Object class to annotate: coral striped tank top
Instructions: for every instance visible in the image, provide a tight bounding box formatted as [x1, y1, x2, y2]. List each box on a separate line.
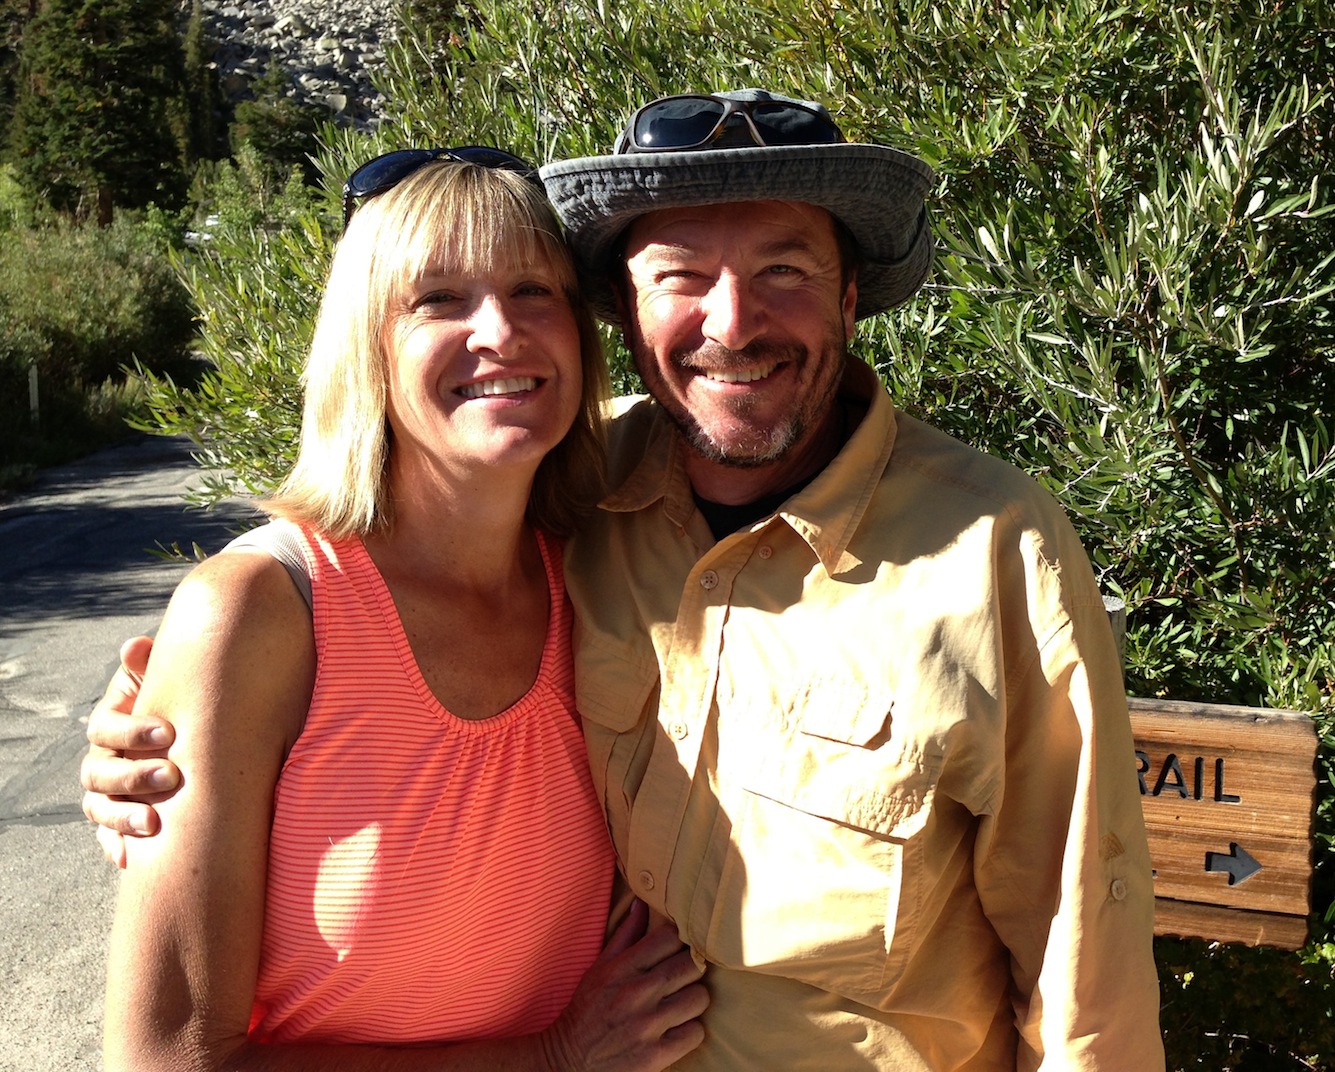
[246, 522, 614, 1044]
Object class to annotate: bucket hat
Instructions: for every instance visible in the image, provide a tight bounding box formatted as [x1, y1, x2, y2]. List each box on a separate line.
[539, 88, 936, 322]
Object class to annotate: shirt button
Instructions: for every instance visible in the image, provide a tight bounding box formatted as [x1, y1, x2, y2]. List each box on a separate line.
[699, 570, 719, 590]
[669, 721, 688, 740]
[638, 870, 655, 891]
[1110, 878, 1128, 901]
[758, 545, 773, 559]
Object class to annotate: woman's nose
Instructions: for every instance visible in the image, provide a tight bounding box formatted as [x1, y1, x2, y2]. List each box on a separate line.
[467, 293, 518, 353]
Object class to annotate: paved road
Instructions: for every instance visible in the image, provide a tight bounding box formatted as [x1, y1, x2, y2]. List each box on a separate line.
[0, 436, 256, 1072]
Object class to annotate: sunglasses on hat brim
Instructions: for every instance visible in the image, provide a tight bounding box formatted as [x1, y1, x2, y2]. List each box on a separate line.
[618, 94, 845, 154]
[341, 146, 541, 226]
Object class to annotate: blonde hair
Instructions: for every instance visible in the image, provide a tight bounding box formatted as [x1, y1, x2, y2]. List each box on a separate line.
[268, 160, 609, 538]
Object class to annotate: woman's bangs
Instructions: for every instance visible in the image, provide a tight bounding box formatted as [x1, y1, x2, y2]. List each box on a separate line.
[401, 168, 574, 292]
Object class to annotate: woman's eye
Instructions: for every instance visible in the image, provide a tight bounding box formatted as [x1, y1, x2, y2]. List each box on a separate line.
[413, 291, 458, 308]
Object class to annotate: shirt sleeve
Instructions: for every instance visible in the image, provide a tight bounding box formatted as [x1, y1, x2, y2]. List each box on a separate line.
[974, 538, 1165, 1070]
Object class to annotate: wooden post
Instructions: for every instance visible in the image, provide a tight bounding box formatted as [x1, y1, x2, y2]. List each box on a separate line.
[28, 364, 39, 429]
[1102, 593, 1126, 668]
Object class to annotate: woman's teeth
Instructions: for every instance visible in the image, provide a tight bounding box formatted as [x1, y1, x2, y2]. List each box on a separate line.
[458, 376, 538, 399]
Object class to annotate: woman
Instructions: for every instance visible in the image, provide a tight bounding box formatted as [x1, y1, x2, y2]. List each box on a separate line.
[102, 149, 707, 1071]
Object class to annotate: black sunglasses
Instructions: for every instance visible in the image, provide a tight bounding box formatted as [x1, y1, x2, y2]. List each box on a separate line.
[619, 94, 845, 154]
[341, 146, 541, 226]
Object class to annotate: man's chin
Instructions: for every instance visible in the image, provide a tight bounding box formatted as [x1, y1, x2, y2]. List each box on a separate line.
[686, 425, 799, 470]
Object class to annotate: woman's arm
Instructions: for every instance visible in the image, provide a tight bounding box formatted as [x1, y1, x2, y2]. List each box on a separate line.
[102, 550, 314, 1071]
[102, 554, 708, 1072]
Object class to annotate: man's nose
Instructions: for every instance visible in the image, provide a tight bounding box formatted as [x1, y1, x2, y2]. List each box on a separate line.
[699, 273, 763, 351]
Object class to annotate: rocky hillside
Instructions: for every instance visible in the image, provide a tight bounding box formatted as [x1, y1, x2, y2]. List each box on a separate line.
[193, 0, 401, 128]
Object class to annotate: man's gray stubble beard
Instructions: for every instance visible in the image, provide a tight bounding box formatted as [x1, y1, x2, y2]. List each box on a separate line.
[630, 334, 847, 470]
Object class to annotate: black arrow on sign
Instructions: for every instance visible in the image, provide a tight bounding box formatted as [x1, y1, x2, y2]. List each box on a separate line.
[1205, 843, 1261, 885]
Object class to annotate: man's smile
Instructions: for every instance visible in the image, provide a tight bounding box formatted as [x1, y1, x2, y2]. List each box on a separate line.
[699, 363, 781, 384]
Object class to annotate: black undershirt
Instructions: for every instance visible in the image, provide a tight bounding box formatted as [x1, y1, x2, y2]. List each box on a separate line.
[690, 394, 868, 540]
[693, 476, 815, 541]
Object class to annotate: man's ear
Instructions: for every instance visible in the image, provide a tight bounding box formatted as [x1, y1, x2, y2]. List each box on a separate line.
[842, 273, 858, 341]
[611, 273, 632, 324]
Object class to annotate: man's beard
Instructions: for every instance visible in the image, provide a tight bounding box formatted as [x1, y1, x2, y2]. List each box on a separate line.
[629, 331, 848, 470]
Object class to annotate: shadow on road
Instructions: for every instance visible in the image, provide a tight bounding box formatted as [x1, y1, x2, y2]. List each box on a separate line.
[0, 437, 258, 633]
[0, 506, 247, 627]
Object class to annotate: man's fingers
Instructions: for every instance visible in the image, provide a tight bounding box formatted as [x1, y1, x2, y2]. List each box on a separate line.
[85, 708, 173, 752]
[82, 790, 161, 838]
[79, 752, 179, 796]
[634, 979, 709, 1067]
[654, 978, 710, 1024]
[624, 923, 696, 973]
[641, 947, 706, 1003]
[102, 636, 150, 712]
[654, 1020, 707, 1066]
[118, 635, 153, 680]
[600, 898, 651, 961]
[95, 824, 128, 869]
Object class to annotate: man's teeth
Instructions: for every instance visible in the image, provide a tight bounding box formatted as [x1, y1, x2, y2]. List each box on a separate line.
[703, 364, 778, 384]
[459, 376, 538, 399]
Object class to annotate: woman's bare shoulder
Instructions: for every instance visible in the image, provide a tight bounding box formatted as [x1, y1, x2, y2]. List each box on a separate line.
[167, 547, 311, 633]
[143, 549, 316, 756]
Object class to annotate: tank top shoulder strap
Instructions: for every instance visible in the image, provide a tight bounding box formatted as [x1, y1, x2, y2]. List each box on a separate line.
[221, 519, 314, 612]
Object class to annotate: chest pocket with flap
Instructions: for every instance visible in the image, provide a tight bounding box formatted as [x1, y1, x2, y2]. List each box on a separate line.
[699, 676, 945, 999]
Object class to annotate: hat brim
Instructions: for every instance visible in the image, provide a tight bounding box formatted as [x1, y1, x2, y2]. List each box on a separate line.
[540, 142, 935, 322]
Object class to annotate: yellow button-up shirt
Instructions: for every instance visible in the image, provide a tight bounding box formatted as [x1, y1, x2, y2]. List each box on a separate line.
[565, 359, 1163, 1070]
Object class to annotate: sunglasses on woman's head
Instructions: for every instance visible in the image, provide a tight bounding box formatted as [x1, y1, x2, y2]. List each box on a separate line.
[341, 146, 542, 226]
[618, 94, 845, 154]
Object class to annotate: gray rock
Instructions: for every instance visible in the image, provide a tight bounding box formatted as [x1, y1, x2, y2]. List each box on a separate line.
[187, 0, 399, 129]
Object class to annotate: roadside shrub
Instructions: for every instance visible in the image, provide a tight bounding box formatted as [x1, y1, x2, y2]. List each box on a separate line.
[0, 214, 196, 385]
[191, 142, 316, 236]
[0, 213, 198, 474]
[0, 366, 148, 487]
[133, 1, 1335, 1064]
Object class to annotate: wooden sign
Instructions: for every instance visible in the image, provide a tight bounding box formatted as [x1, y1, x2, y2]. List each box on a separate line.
[1129, 697, 1318, 950]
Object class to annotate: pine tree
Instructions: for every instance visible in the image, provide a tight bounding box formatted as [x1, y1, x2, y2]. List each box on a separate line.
[180, 0, 226, 165]
[7, 0, 190, 223]
[0, 2, 35, 153]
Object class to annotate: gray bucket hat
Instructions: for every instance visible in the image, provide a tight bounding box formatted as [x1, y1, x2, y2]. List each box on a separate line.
[539, 89, 936, 322]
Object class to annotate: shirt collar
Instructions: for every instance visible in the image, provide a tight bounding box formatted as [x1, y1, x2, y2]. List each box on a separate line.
[599, 358, 899, 575]
[597, 399, 698, 529]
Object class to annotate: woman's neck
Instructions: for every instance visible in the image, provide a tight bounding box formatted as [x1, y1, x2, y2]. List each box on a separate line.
[374, 455, 538, 592]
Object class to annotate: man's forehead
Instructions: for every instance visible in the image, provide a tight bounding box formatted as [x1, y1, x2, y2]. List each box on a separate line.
[624, 199, 840, 256]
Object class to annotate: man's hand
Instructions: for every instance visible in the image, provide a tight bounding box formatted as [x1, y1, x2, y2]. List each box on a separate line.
[80, 637, 181, 867]
[540, 899, 709, 1072]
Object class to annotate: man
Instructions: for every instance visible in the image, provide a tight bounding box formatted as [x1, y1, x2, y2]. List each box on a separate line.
[82, 89, 1164, 1068]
